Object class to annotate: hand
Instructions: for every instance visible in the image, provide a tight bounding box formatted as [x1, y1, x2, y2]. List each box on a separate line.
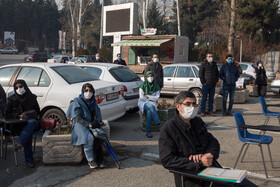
[144, 95, 149, 98]
[189, 154, 203, 163]
[201, 153, 214, 167]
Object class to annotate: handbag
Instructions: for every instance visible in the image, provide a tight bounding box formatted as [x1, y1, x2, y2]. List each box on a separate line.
[40, 118, 56, 130]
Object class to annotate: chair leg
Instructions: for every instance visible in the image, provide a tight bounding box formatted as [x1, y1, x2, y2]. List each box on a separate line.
[278, 117, 280, 126]
[259, 145, 268, 178]
[234, 143, 246, 169]
[267, 144, 274, 168]
[240, 144, 250, 163]
[264, 117, 270, 125]
[11, 136, 18, 167]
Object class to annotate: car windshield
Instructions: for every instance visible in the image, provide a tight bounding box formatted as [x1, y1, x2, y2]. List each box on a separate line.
[53, 56, 61, 59]
[109, 67, 140, 82]
[51, 66, 97, 84]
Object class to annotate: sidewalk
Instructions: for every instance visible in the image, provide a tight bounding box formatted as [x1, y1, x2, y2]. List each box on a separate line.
[1, 93, 280, 187]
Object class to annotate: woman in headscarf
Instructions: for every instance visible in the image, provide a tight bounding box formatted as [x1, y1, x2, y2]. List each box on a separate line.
[5, 79, 40, 168]
[255, 61, 267, 97]
[66, 83, 104, 169]
[138, 71, 161, 138]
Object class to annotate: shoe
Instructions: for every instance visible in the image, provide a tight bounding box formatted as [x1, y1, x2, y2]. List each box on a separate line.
[200, 112, 205, 117]
[14, 143, 23, 152]
[156, 122, 163, 130]
[222, 111, 227, 116]
[99, 162, 105, 169]
[208, 112, 216, 116]
[227, 111, 233, 116]
[88, 161, 98, 169]
[27, 162, 34, 168]
[146, 132, 153, 138]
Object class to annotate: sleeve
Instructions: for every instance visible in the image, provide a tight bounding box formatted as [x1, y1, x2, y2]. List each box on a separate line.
[204, 132, 220, 159]
[139, 88, 148, 101]
[4, 97, 13, 118]
[94, 104, 102, 121]
[159, 127, 200, 171]
[144, 64, 150, 80]
[159, 66, 163, 88]
[235, 67, 240, 82]
[199, 63, 206, 85]
[148, 90, 160, 102]
[219, 66, 226, 81]
[73, 115, 91, 127]
[215, 66, 220, 83]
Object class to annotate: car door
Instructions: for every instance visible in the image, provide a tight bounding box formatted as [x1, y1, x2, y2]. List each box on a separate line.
[0, 66, 19, 96]
[15, 67, 51, 108]
[173, 66, 196, 94]
[192, 66, 202, 87]
[163, 66, 176, 94]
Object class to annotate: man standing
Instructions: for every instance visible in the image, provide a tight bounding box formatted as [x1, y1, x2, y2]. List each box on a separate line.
[93, 53, 104, 63]
[113, 53, 126, 66]
[220, 54, 240, 116]
[144, 53, 163, 89]
[199, 53, 219, 116]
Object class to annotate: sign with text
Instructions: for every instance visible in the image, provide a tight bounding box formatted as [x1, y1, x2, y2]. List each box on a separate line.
[141, 28, 157, 36]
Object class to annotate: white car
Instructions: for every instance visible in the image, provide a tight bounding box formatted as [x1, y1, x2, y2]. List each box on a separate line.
[240, 62, 275, 80]
[68, 57, 85, 64]
[78, 63, 143, 111]
[0, 47, 18, 54]
[47, 55, 72, 63]
[0, 63, 126, 124]
[270, 79, 280, 95]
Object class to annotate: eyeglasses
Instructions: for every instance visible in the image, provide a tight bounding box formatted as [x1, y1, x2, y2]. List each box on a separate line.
[15, 85, 23, 90]
[181, 102, 198, 107]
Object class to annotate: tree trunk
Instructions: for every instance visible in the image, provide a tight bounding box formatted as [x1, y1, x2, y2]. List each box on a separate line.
[228, 0, 236, 55]
[77, 0, 83, 49]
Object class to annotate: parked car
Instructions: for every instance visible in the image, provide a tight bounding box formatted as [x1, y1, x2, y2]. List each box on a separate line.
[0, 63, 126, 124]
[24, 52, 53, 62]
[47, 55, 72, 63]
[161, 63, 203, 97]
[78, 63, 143, 111]
[68, 57, 85, 64]
[251, 63, 275, 80]
[0, 47, 18, 54]
[270, 79, 280, 95]
[78, 55, 107, 63]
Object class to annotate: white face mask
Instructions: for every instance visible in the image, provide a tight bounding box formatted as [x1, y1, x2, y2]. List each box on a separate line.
[16, 87, 26, 95]
[259, 64, 262, 67]
[153, 58, 159, 63]
[96, 57, 100, 60]
[84, 92, 93, 100]
[147, 77, 154, 83]
[181, 107, 198, 120]
[207, 57, 213, 63]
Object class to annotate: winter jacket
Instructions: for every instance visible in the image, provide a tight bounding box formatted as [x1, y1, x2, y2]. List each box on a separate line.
[159, 111, 220, 186]
[220, 63, 240, 86]
[255, 68, 267, 86]
[113, 59, 127, 66]
[199, 60, 220, 86]
[144, 62, 163, 89]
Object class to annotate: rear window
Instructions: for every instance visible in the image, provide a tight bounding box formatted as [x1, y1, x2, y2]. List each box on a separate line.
[109, 67, 140, 82]
[51, 66, 97, 84]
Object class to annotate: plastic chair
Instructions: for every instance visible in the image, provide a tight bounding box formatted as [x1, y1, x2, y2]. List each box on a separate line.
[259, 96, 280, 125]
[233, 113, 274, 178]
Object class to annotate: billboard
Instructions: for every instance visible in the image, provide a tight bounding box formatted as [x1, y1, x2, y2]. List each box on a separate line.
[103, 3, 138, 36]
[4, 31, 15, 45]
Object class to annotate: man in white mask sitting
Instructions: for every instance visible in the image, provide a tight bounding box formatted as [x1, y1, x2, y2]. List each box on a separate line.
[159, 91, 256, 187]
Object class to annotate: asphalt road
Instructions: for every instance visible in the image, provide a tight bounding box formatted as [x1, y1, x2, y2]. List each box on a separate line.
[0, 54, 25, 66]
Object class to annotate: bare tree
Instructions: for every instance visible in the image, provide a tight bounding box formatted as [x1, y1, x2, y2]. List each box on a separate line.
[228, 0, 236, 55]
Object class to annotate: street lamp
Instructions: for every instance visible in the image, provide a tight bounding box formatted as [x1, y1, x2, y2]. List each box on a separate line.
[236, 35, 242, 63]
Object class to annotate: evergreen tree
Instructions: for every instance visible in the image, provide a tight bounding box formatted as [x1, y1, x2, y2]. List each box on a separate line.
[146, 0, 165, 34]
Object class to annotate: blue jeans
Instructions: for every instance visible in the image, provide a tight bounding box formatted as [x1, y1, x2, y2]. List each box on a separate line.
[83, 131, 94, 162]
[223, 84, 236, 112]
[144, 103, 160, 132]
[201, 84, 215, 112]
[18, 119, 39, 164]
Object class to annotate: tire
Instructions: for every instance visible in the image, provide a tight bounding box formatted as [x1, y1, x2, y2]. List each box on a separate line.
[190, 88, 203, 98]
[42, 108, 66, 126]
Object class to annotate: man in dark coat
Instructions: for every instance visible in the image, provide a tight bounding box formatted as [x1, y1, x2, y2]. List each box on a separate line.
[93, 53, 104, 63]
[113, 53, 126, 66]
[199, 53, 219, 116]
[220, 54, 240, 116]
[144, 53, 163, 89]
[159, 91, 256, 187]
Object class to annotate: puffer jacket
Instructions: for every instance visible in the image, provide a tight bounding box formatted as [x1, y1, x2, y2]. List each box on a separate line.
[199, 60, 220, 86]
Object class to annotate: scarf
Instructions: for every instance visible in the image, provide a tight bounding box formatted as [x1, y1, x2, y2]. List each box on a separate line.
[139, 71, 160, 95]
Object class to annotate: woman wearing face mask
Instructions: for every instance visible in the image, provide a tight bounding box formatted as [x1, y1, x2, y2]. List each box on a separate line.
[66, 83, 104, 169]
[138, 71, 161, 138]
[5, 79, 40, 168]
[255, 61, 267, 97]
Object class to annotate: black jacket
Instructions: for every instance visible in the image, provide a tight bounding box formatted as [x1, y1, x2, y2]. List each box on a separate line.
[5, 80, 40, 120]
[113, 59, 126, 66]
[159, 111, 220, 186]
[144, 62, 163, 89]
[220, 63, 240, 86]
[255, 68, 267, 86]
[199, 60, 220, 86]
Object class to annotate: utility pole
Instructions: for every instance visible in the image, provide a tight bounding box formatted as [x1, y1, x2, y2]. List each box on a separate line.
[177, 0, 181, 36]
[99, 0, 104, 49]
[143, 2, 146, 28]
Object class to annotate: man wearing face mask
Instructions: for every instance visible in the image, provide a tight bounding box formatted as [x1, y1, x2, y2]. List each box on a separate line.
[113, 53, 126, 66]
[5, 79, 40, 168]
[199, 53, 219, 116]
[93, 53, 104, 63]
[144, 53, 163, 89]
[220, 54, 240, 116]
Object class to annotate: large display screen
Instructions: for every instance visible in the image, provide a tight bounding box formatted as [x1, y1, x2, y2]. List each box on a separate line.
[106, 9, 130, 33]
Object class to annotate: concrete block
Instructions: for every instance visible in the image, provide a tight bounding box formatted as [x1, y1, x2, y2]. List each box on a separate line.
[197, 94, 223, 113]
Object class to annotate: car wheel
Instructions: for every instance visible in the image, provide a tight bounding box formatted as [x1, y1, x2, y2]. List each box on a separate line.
[190, 88, 203, 98]
[42, 108, 66, 126]
[127, 107, 140, 113]
[0, 52, 2, 54]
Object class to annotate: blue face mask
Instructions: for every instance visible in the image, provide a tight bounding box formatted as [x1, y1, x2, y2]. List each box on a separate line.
[227, 59, 233, 64]
[118, 56, 122, 60]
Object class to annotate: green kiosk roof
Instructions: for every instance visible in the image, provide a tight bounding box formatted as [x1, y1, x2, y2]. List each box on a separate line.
[111, 39, 172, 47]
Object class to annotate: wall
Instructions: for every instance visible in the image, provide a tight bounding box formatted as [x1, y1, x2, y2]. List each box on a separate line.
[257, 51, 280, 72]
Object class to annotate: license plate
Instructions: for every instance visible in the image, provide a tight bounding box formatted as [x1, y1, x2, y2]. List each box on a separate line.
[106, 92, 119, 101]
[133, 88, 139, 93]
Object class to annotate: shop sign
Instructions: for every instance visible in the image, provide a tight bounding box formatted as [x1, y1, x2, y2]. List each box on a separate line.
[141, 28, 157, 36]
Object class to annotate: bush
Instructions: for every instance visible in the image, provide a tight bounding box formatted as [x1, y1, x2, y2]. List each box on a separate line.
[99, 48, 113, 62]
[16, 40, 27, 52]
[76, 48, 89, 57]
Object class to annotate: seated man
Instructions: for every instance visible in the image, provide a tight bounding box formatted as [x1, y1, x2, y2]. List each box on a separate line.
[158, 91, 256, 187]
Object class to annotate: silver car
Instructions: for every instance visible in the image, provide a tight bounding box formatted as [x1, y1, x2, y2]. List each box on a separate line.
[0, 47, 18, 54]
[270, 79, 280, 95]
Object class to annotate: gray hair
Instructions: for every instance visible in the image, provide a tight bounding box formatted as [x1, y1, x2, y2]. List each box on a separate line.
[175, 91, 196, 104]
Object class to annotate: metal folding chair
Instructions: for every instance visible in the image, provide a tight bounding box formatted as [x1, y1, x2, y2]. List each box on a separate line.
[102, 136, 120, 169]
